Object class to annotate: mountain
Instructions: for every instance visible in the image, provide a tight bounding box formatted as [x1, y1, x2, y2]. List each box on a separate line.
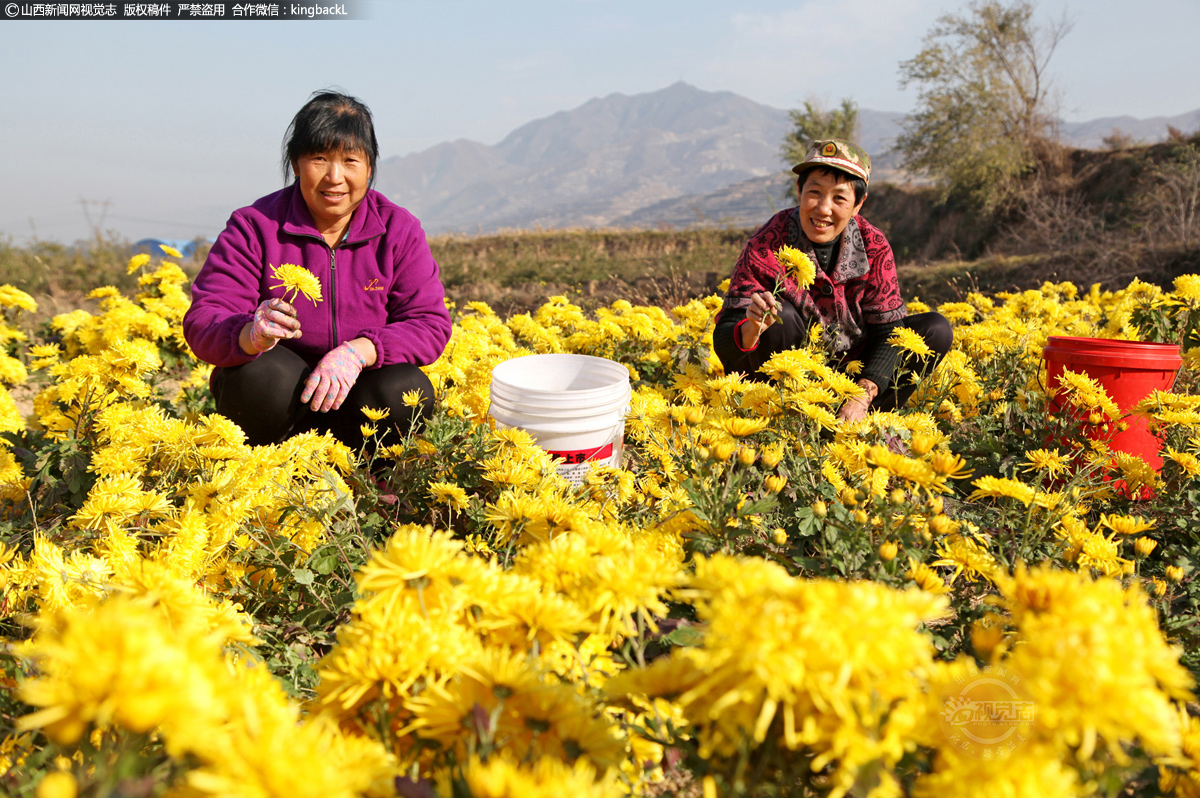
[377, 82, 906, 234]
[376, 82, 787, 233]
[1059, 110, 1200, 150]
[375, 82, 1198, 234]
[610, 174, 788, 230]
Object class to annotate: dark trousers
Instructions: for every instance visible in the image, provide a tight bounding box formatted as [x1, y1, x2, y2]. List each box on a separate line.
[211, 345, 436, 450]
[713, 304, 954, 411]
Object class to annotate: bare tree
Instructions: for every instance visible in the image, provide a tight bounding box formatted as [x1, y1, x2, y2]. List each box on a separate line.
[1151, 143, 1200, 251]
[1102, 128, 1138, 151]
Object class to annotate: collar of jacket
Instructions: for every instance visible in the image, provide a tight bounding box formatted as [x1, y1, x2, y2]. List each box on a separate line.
[790, 210, 870, 284]
[280, 183, 387, 245]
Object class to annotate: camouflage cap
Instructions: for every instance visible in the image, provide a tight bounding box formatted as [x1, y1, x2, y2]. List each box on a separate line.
[792, 139, 872, 185]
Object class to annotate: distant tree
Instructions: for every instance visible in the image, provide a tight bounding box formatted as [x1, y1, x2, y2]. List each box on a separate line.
[781, 98, 860, 168]
[1102, 128, 1137, 152]
[1151, 143, 1200, 251]
[896, 0, 1072, 210]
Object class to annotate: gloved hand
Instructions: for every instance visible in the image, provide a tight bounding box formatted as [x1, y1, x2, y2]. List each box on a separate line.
[249, 298, 301, 352]
[301, 342, 367, 412]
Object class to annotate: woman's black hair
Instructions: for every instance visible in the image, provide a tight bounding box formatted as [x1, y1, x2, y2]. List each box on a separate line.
[798, 165, 868, 206]
[282, 90, 380, 188]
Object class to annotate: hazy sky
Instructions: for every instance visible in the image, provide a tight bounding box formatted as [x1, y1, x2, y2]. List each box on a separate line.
[3, 0, 1198, 244]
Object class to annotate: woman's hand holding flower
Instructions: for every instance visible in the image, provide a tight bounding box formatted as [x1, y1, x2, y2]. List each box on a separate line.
[739, 291, 779, 350]
[243, 298, 301, 354]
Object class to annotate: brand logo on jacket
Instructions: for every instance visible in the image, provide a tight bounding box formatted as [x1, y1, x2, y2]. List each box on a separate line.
[364, 278, 385, 291]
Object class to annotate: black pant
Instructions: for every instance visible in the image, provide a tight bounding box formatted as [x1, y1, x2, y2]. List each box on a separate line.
[211, 345, 436, 450]
[713, 304, 954, 411]
[873, 313, 954, 411]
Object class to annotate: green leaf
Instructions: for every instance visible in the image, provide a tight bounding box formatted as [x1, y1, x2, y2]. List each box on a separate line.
[309, 552, 340, 576]
[661, 624, 704, 648]
[292, 568, 315, 586]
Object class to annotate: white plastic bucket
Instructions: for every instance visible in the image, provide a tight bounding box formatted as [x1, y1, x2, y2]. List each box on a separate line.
[488, 354, 631, 484]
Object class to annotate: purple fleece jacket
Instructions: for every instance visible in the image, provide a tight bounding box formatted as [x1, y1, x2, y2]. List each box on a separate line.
[183, 184, 452, 371]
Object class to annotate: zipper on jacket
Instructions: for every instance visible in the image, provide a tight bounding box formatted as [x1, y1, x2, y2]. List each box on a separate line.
[328, 227, 352, 344]
[329, 243, 339, 344]
[292, 221, 354, 348]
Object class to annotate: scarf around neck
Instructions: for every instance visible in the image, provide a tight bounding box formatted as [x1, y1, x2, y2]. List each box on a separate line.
[722, 210, 870, 313]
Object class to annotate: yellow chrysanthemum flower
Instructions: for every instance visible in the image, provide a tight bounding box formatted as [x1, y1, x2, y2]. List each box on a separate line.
[1172, 274, 1200, 302]
[1021, 448, 1070, 477]
[907, 559, 949, 594]
[269, 263, 323, 304]
[937, 301, 977, 324]
[1164, 447, 1200, 476]
[1099, 514, 1155, 535]
[460, 752, 623, 798]
[1134, 536, 1157, 557]
[715, 416, 770, 438]
[865, 445, 945, 492]
[969, 475, 1037, 506]
[0, 285, 37, 312]
[775, 245, 815, 288]
[126, 254, 152, 275]
[999, 564, 1192, 761]
[888, 326, 934, 358]
[360, 406, 390, 422]
[933, 534, 1000, 583]
[34, 770, 76, 798]
[928, 450, 973, 479]
[429, 481, 469, 510]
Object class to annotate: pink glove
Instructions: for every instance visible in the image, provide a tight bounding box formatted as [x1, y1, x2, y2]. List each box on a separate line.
[249, 298, 301, 352]
[302, 342, 367, 412]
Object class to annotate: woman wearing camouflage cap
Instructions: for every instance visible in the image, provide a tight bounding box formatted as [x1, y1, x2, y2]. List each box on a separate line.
[712, 139, 952, 422]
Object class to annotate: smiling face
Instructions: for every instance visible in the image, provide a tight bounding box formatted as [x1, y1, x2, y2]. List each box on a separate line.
[294, 149, 371, 240]
[798, 168, 866, 244]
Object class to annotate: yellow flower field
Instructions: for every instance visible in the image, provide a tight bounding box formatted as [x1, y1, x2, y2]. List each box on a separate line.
[3, 253, 1200, 797]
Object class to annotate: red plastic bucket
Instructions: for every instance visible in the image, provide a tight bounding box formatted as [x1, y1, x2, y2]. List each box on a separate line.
[1042, 336, 1182, 474]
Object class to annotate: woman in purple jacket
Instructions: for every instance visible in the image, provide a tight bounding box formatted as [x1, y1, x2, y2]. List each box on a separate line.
[183, 91, 452, 450]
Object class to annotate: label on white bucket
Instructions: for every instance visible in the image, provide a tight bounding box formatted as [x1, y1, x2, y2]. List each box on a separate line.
[547, 442, 617, 483]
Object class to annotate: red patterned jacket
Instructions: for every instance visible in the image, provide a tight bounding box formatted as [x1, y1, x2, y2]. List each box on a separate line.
[717, 209, 906, 358]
